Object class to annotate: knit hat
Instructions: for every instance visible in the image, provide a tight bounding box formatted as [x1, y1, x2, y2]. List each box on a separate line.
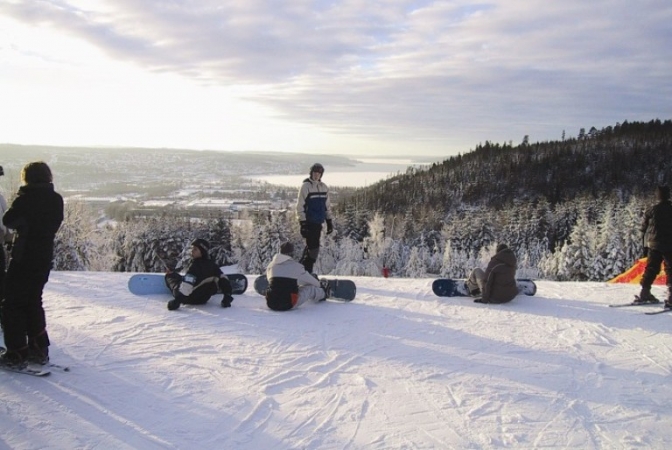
[191, 238, 210, 259]
[280, 242, 294, 257]
[496, 243, 508, 253]
[656, 185, 670, 201]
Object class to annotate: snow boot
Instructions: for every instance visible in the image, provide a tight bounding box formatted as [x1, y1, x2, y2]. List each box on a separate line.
[27, 344, 49, 365]
[0, 347, 28, 368]
[319, 279, 331, 301]
[635, 287, 659, 304]
[221, 294, 233, 308]
[167, 299, 181, 311]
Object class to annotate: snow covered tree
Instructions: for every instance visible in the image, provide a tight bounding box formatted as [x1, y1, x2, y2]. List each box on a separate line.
[402, 246, 427, 278]
[53, 201, 95, 271]
[556, 212, 595, 281]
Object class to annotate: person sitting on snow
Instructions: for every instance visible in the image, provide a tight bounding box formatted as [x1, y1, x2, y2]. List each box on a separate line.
[165, 238, 234, 311]
[265, 242, 329, 311]
[465, 243, 518, 304]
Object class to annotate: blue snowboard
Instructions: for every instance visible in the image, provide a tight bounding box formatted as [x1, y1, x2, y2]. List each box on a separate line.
[253, 274, 356, 301]
[432, 278, 537, 297]
[128, 273, 248, 296]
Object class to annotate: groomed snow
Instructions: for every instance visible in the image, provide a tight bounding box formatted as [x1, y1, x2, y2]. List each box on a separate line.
[2, 272, 672, 449]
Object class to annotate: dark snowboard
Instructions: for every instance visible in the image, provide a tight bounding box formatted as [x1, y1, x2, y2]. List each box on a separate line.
[253, 274, 356, 301]
[432, 278, 537, 297]
[128, 273, 248, 296]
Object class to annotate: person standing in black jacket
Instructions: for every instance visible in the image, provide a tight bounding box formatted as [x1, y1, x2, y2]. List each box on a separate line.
[164, 238, 234, 311]
[0, 162, 64, 367]
[638, 185, 672, 307]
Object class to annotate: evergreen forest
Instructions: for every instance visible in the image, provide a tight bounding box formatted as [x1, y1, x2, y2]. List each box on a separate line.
[49, 119, 672, 282]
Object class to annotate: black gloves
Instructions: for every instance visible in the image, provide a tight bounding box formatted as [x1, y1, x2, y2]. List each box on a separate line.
[326, 219, 333, 235]
[643, 247, 649, 258]
[300, 221, 308, 238]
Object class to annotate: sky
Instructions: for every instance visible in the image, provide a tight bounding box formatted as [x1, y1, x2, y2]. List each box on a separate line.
[3, 271, 672, 448]
[1, 1, 671, 157]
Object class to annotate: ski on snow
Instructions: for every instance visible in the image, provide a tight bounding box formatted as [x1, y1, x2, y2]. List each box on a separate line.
[645, 308, 672, 315]
[609, 301, 661, 308]
[0, 346, 70, 373]
[0, 363, 51, 377]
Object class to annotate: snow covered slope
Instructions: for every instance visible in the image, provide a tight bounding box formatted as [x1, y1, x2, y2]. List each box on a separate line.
[1, 272, 671, 449]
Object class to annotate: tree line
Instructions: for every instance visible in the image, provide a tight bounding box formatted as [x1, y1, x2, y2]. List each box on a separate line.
[50, 119, 669, 281]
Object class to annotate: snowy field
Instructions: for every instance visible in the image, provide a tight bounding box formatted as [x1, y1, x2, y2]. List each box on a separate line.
[2, 272, 672, 449]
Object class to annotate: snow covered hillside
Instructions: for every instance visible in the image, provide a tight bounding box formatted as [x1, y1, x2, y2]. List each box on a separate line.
[2, 272, 672, 449]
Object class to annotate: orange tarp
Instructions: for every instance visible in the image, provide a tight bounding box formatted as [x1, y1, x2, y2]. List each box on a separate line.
[608, 258, 667, 285]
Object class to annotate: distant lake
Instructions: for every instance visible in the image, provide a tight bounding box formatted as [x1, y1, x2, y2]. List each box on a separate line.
[248, 158, 432, 188]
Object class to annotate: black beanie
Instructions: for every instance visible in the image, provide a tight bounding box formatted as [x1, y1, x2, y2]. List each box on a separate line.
[656, 185, 670, 201]
[496, 243, 508, 253]
[191, 238, 210, 259]
[280, 242, 294, 256]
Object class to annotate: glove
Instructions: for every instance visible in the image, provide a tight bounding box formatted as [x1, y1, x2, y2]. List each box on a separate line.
[300, 221, 308, 238]
[326, 219, 333, 235]
[643, 247, 649, 258]
[473, 297, 485, 303]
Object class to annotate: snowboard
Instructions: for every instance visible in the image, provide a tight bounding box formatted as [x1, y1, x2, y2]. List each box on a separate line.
[128, 273, 248, 296]
[253, 274, 356, 301]
[432, 278, 537, 297]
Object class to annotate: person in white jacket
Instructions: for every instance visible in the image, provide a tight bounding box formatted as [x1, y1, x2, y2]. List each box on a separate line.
[265, 242, 328, 311]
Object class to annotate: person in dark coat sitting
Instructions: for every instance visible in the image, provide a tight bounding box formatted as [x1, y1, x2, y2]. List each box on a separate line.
[466, 243, 519, 304]
[165, 238, 234, 311]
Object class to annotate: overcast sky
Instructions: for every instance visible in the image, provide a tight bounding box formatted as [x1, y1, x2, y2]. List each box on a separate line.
[1, 1, 670, 158]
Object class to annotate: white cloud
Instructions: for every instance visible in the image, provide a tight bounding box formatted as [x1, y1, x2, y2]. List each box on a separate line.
[1, 0, 671, 155]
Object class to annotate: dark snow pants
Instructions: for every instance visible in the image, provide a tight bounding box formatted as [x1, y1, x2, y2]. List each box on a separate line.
[300, 222, 323, 274]
[0, 260, 51, 353]
[164, 272, 228, 305]
[641, 248, 672, 298]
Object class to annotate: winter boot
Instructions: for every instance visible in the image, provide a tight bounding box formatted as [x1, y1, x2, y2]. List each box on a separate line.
[167, 299, 181, 311]
[27, 344, 49, 365]
[319, 279, 331, 301]
[635, 287, 659, 304]
[221, 294, 233, 308]
[27, 330, 50, 364]
[0, 346, 28, 368]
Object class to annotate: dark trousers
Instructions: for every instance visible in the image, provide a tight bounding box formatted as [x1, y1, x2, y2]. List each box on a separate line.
[0, 261, 51, 352]
[165, 272, 221, 305]
[0, 245, 5, 300]
[641, 249, 672, 297]
[300, 222, 323, 273]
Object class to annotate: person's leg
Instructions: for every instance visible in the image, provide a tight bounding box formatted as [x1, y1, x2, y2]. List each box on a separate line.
[640, 249, 663, 302]
[218, 277, 234, 307]
[0, 263, 31, 363]
[17, 267, 52, 363]
[663, 251, 672, 307]
[466, 268, 485, 296]
[182, 283, 218, 305]
[300, 223, 322, 273]
[296, 285, 326, 306]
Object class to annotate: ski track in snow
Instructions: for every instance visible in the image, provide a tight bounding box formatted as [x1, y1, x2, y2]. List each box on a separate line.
[1, 272, 672, 449]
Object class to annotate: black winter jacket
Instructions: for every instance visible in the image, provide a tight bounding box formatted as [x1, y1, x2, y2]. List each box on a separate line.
[642, 200, 672, 253]
[3, 183, 64, 267]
